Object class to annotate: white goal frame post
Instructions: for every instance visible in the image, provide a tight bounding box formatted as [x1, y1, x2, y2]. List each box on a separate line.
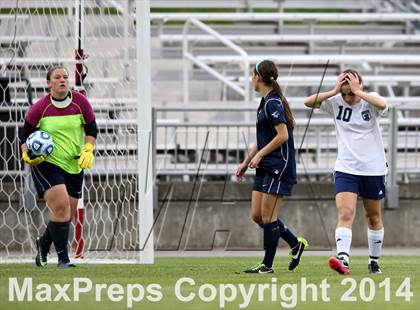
[136, 0, 154, 264]
[73, 0, 155, 263]
[60, 0, 155, 264]
[72, 0, 155, 263]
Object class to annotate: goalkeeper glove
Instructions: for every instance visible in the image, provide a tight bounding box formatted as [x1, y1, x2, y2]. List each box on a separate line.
[78, 143, 94, 169]
[22, 150, 45, 166]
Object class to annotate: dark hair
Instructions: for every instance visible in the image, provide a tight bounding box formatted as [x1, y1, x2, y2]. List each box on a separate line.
[46, 66, 68, 81]
[254, 60, 295, 128]
[342, 68, 363, 85]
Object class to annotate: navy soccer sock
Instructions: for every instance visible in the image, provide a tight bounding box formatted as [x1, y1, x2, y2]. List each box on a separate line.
[48, 221, 70, 262]
[277, 218, 299, 249]
[262, 220, 281, 268]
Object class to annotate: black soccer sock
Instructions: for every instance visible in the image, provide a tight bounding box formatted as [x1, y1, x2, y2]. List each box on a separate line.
[39, 222, 53, 257]
[277, 218, 299, 249]
[262, 220, 281, 268]
[48, 221, 70, 262]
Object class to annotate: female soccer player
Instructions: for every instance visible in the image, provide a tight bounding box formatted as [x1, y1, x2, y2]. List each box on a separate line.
[236, 59, 308, 274]
[20, 66, 97, 268]
[304, 69, 387, 274]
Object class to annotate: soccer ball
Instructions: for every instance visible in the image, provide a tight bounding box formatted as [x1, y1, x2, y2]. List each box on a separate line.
[26, 130, 54, 157]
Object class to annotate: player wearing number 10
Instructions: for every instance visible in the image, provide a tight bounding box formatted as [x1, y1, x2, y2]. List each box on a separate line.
[19, 66, 98, 268]
[304, 69, 388, 275]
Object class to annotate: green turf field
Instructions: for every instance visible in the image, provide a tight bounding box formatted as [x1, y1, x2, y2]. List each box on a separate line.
[1, 256, 419, 310]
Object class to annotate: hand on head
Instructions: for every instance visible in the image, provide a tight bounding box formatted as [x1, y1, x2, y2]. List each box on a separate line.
[344, 72, 362, 94]
[334, 73, 347, 94]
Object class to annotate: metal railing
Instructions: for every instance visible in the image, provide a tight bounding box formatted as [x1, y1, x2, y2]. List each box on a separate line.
[182, 18, 250, 105]
[152, 106, 420, 180]
[179, 17, 420, 106]
[1, 106, 419, 180]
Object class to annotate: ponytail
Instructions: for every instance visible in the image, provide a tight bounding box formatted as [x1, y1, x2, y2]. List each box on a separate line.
[271, 78, 295, 129]
[254, 60, 295, 129]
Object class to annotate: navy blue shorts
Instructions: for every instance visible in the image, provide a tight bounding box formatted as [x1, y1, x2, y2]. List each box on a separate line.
[31, 161, 84, 199]
[253, 168, 293, 196]
[334, 171, 386, 200]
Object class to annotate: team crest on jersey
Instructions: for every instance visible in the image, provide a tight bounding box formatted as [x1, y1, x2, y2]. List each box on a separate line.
[271, 111, 280, 119]
[361, 110, 371, 121]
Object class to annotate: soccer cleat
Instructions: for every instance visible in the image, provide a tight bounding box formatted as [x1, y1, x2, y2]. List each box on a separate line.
[368, 260, 382, 274]
[242, 262, 273, 274]
[35, 237, 47, 267]
[288, 237, 309, 271]
[329, 256, 350, 275]
[35, 255, 47, 267]
[57, 259, 76, 268]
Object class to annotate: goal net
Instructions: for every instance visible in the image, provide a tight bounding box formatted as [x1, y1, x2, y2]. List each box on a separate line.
[0, 0, 153, 263]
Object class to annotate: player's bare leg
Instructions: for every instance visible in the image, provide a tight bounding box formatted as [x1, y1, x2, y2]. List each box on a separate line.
[250, 190, 263, 226]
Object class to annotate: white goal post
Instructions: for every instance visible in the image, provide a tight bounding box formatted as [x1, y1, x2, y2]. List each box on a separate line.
[0, 0, 154, 263]
[137, 0, 154, 264]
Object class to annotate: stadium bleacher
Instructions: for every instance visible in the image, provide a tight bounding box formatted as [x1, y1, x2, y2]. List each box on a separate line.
[152, 0, 419, 179]
[160, 33, 420, 44]
[0, 0, 419, 179]
[0, 0, 389, 11]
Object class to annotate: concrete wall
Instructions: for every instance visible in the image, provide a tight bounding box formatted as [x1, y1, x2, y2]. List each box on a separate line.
[0, 182, 419, 253]
[155, 182, 420, 250]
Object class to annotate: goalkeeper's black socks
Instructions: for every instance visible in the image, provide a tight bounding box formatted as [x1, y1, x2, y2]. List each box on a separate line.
[48, 221, 70, 263]
[39, 221, 53, 257]
[262, 220, 281, 268]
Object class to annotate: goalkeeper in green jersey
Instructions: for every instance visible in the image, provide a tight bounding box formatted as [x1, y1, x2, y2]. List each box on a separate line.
[20, 66, 98, 268]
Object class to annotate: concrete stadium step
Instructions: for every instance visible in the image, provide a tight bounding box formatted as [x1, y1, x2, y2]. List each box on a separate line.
[160, 33, 420, 45]
[150, 0, 377, 11]
[155, 24, 408, 36]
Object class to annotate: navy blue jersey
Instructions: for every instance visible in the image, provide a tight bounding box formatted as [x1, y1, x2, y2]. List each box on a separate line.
[256, 91, 297, 185]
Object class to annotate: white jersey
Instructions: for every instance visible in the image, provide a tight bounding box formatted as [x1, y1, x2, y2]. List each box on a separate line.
[320, 92, 388, 176]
